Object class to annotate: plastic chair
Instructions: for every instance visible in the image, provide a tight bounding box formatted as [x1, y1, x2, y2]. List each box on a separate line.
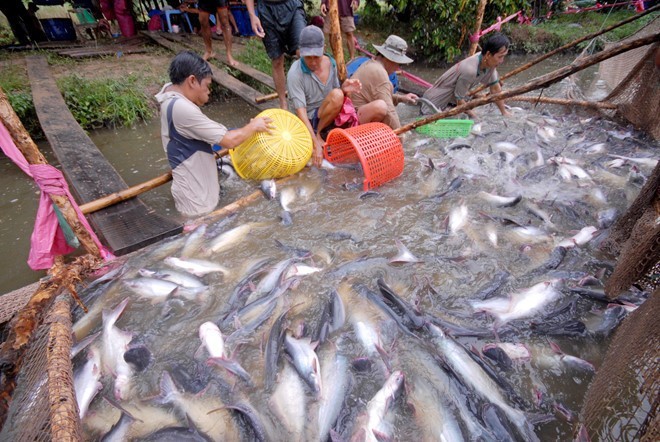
[160, 9, 193, 33]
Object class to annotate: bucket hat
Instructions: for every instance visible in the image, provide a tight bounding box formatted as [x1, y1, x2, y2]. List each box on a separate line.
[299, 25, 325, 57]
[374, 35, 414, 64]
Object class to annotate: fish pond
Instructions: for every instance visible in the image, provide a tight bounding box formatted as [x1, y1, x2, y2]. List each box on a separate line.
[1, 54, 658, 441]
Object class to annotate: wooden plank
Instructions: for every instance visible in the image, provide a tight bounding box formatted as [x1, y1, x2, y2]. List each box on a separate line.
[26, 55, 182, 255]
[143, 31, 276, 111]
[159, 32, 275, 89]
[58, 48, 148, 58]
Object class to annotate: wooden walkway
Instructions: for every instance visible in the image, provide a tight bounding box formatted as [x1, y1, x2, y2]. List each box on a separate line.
[26, 55, 182, 256]
[143, 31, 277, 111]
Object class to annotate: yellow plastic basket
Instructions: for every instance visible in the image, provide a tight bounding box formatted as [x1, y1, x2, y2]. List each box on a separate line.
[415, 119, 474, 138]
[230, 109, 313, 180]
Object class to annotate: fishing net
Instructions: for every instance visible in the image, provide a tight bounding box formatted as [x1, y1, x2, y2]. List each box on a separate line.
[0, 294, 81, 441]
[0, 282, 39, 326]
[579, 288, 659, 441]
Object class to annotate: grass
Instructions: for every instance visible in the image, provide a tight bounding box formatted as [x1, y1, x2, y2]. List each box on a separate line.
[0, 63, 42, 136]
[57, 74, 154, 130]
[506, 10, 657, 53]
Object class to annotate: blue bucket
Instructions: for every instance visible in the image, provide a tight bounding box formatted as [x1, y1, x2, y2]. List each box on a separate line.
[40, 18, 77, 41]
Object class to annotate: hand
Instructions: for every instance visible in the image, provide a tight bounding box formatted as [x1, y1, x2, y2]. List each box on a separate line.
[250, 16, 265, 38]
[320, 4, 327, 16]
[404, 93, 418, 104]
[466, 110, 477, 119]
[251, 116, 274, 134]
[501, 109, 512, 118]
[351, 0, 358, 11]
[312, 135, 324, 167]
[341, 78, 361, 95]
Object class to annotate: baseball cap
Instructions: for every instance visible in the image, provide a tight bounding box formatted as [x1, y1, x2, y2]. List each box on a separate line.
[374, 35, 414, 64]
[299, 25, 325, 57]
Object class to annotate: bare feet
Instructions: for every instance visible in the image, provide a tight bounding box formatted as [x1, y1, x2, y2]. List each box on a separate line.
[203, 51, 216, 61]
[227, 55, 238, 67]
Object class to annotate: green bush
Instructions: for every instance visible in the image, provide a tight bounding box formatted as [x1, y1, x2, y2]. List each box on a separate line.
[58, 74, 154, 130]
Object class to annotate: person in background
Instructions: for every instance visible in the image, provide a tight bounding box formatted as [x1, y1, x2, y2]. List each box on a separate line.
[188, 0, 238, 64]
[245, 0, 307, 110]
[155, 51, 273, 217]
[350, 34, 418, 130]
[421, 32, 512, 118]
[216, 7, 239, 37]
[320, 0, 358, 60]
[0, 0, 46, 44]
[287, 25, 361, 167]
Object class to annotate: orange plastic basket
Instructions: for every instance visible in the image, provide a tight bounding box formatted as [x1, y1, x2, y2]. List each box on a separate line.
[323, 122, 404, 190]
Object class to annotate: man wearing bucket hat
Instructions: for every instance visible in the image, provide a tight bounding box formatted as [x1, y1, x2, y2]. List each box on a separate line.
[156, 51, 274, 217]
[287, 25, 362, 167]
[350, 35, 419, 131]
[421, 33, 512, 118]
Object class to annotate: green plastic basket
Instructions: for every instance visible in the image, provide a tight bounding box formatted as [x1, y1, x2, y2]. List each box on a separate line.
[415, 119, 474, 138]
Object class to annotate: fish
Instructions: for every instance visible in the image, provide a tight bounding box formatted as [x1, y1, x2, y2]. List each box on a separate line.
[71, 331, 101, 359]
[315, 347, 351, 442]
[156, 371, 239, 440]
[407, 373, 465, 442]
[138, 268, 206, 289]
[279, 187, 297, 212]
[138, 419, 214, 442]
[448, 204, 468, 234]
[264, 311, 288, 393]
[207, 223, 264, 254]
[389, 239, 423, 264]
[269, 362, 306, 440]
[180, 223, 207, 258]
[260, 179, 277, 200]
[198, 321, 225, 359]
[101, 298, 134, 400]
[283, 263, 323, 280]
[74, 347, 103, 419]
[356, 370, 405, 441]
[280, 210, 293, 225]
[556, 226, 598, 248]
[164, 257, 229, 277]
[284, 332, 322, 395]
[607, 154, 658, 168]
[492, 141, 520, 153]
[123, 277, 179, 301]
[478, 191, 522, 208]
[427, 324, 539, 442]
[470, 280, 563, 326]
[100, 400, 137, 442]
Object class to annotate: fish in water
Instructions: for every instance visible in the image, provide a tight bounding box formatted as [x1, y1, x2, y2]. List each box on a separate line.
[260, 179, 277, 200]
[478, 191, 522, 208]
[353, 370, 405, 441]
[389, 239, 423, 264]
[556, 226, 598, 248]
[74, 347, 103, 419]
[284, 332, 322, 396]
[164, 257, 229, 277]
[279, 187, 297, 212]
[101, 298, 134, 400]
[471, 280, 563, 326]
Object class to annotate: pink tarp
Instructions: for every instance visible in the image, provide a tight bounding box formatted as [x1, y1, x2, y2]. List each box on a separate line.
[0, 121, 113, 270]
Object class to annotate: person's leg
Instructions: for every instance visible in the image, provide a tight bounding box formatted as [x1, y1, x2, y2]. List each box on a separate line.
[271, 55, 287, 109]
[217, 6, 237, 66]
[228, 8, 238, 35]
[315, 89, 344, 136]
[357, 99, 387, 124]
[345, 31, 355, 60]
[198, 10, 214, 60]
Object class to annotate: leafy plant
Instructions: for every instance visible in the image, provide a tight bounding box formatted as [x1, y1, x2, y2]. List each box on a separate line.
[58, 74, 154, 130]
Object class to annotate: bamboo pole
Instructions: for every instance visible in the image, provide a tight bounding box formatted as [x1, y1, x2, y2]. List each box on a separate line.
[328, 0, 347, 81]
[468, 0, 488, 56]
[0, 254, 100, 428]
[396, 32, 659, 135]
[469, 4, 660, 96]
[0, 88, 102, 259]
[80, 148, 229, 215]
[255, 91, 280, 104]
[506, 95, 618, 109]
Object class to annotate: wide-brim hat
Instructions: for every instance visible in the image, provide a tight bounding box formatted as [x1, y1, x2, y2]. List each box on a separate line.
[374, 35, 414, 64]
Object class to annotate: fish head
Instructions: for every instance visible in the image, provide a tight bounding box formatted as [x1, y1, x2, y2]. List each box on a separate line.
[114, 374, 130, 401]
[199, 321, 220, 341]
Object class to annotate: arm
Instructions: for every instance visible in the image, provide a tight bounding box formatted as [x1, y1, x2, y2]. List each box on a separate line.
[393, 92, 418, 105]
[489, 81, 511, 117]
[218, 117, 274, 149]
[295, 106, 324, 167]
[245, 0, 265, 38]
[321, 0, 327, 15]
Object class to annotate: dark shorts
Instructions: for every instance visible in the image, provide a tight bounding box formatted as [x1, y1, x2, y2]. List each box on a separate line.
[257, 0, 306, 59]
[197, 0, 228, 14]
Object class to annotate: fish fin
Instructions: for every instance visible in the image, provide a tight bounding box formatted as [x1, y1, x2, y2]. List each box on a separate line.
[549, 341, 563, 355]
[206, 357, 253, 386]
[525, 411, 555, 425]
[155, 370, 178, 405]
[375, 344, 392, 373]
[101, 297, 129, 328]
[103, 396, 143, 422]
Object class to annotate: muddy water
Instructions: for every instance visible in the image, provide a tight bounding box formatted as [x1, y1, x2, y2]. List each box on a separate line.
[0, 53, 656, 440]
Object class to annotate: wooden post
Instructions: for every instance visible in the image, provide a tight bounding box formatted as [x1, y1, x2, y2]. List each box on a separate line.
[328, 0, 347, 81]
[0, 88, 102, 259]
[469, 0, 488, 56]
